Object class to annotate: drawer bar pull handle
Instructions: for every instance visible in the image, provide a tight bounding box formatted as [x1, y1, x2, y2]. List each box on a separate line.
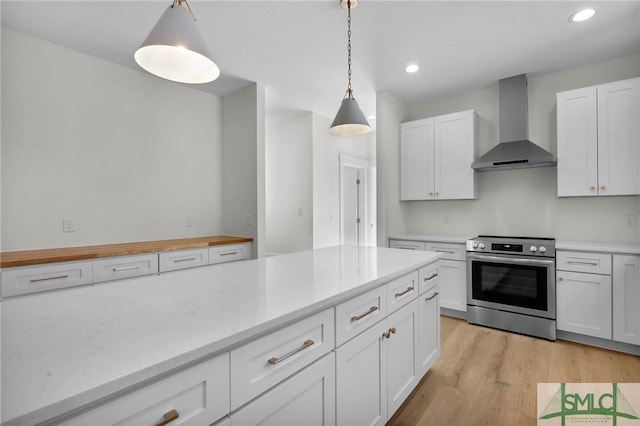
[395, 287, 413, 298]
[113, 265, 142, 272]
[397, 246, 416, 250]
[268, 339, 314, 365]
[30, 274, 69, 283]
[220, 251, 239, 256]
[566, 260, 599, 266]
[435, 249, 455, 254]
[424, 273, 438, 282]
[425, 291, 439, 301]
[351, 306, 378, 321]
[174, 257, 198, 263]
[155, 409, 179, 426]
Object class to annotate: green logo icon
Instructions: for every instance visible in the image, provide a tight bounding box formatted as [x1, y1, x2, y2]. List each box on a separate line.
[539, 383, 639, 425]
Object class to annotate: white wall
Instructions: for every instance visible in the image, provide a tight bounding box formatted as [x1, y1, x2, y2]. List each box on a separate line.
[1, 29, 224, 250]
[221, 83, 265, 258]
[378, 53, 640, 244]
[265, 112, 313, 254]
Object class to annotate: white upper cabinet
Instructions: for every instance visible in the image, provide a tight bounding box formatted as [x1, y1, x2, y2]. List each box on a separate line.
[400, 110, 477, 200]
[557, 77, 640, 197]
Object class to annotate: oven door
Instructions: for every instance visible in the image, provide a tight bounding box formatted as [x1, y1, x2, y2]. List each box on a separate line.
[467, 253, 555, 319]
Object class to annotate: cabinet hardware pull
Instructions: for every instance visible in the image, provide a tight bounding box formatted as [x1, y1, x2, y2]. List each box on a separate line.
[590, 186, 596, 191]
[155, 409, 179, 426]
[220, 251, 239, 256]
[395, 287, 413, 298]
[566, 260, 598, 266]
[425, 291, 439, 301]
[424, 273, 438, 282]
[112, 265, 142, 272]
[397, 246, 416, 250]
[389, 327, 396, 334]
[558, 277, 564, 282]
[600, 185, 607, 190]
[268, 339, 314, 365]
[383, 330, 391, 339]
[435, 249, 455, 254]
[174, 257, 198, 263]
[351, 306, 378, 321]
[30, 274, 69, 283]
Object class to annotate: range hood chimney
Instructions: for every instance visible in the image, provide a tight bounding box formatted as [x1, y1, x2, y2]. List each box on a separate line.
[472, 74, 557, 171]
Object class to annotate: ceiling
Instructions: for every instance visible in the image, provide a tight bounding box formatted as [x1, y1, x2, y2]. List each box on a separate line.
[2, 1, 640, 123]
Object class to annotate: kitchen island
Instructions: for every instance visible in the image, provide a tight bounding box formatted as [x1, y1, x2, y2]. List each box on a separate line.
[1, 245, 441, 426]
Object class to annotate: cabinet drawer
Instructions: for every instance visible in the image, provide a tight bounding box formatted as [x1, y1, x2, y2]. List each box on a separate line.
[230, 308, 334, 410]
[387, 271, 419, 314]
[92, 254, 158, 283]
[557, 251, 611, 275]
[1, 261, 92, 297]
[418, 263, 439, 295]
[335, 286, 387, 347]
[61, 352, 230, 426]
[426, 242, 466, 261]
[159, 248, 209, 272]
[389, 240, 426, 251]
[209, 243, 251, 265]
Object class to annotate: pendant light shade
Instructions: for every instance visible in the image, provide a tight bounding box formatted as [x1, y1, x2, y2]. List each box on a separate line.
[329, 0, 371, 136]
[135, 1, 219, 84]
[330, 97, 371, 136]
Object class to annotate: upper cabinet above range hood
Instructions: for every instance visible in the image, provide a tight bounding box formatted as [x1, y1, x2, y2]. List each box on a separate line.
[472, 74, 557, 171]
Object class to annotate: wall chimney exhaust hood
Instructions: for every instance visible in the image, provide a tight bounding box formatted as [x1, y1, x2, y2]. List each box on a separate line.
[472, 74, 557, 171]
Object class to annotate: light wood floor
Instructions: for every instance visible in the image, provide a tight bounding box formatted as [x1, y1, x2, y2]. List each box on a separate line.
[388, 316, 640, 426]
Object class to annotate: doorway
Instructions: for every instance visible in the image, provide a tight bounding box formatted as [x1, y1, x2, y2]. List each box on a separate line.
[340, 155, 376, 247]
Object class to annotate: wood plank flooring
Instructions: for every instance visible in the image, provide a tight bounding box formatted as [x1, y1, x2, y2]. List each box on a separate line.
[388, 316, 640, 426]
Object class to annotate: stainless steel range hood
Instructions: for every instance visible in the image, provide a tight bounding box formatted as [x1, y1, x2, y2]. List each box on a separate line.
[472, 74, 557, 171]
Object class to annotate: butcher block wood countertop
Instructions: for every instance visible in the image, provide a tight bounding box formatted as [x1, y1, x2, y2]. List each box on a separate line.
[0, 235, 253, 268]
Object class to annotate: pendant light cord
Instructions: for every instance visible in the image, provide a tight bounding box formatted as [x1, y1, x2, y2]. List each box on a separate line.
[346, 0, 353, 99]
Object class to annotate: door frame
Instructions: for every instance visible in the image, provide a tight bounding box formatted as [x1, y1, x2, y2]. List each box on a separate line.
[339, 154, 376, 247]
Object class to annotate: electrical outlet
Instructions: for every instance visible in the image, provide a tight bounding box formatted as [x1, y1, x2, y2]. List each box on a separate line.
[185, 216, 193, 227]
[63, 218, 75, 233]
[297, 208, 303, 217]
[442, 215, 449, 225]
[625, 215, 636, 228]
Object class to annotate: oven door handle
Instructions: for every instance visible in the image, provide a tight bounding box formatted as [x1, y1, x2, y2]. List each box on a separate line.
[467, 253, 555, 267]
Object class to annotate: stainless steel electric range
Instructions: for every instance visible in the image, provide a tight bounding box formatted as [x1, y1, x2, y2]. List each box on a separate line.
[466, 235, 556, 341]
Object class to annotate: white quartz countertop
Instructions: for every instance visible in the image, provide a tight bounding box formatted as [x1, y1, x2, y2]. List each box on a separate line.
[556, 240, 640, 255]
[388, 234, 472, 244]
[1, 245, 440, 425]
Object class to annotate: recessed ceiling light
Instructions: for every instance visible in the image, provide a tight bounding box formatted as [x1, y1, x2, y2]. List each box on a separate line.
[405, 64, 420, 73]
[569, 8, 596, 23]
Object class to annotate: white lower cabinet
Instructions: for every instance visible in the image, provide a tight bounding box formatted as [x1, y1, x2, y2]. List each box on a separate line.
[418, 284, 441, 377]
[437, 259, 467, 312]
[61, 352, 230, 426]
[556, 270, 612, 339]
[229, 353, 335, 426]
[613, 255, 640, 345]
[335, 298, 421, 426]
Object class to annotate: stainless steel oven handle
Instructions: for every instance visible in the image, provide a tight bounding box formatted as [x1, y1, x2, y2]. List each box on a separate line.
[467, 253, 555, 267]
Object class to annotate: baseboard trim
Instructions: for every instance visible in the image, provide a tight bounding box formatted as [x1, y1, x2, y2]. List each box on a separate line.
[440, 307, 467, 320]
[557, 330, 640, 355]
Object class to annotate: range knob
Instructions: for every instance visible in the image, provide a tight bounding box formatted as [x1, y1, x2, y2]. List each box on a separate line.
[479, 243, 486, 249]
[539, 246, 547, 254]
[530, 246, 538, 253]
[472, 243, 479, 249]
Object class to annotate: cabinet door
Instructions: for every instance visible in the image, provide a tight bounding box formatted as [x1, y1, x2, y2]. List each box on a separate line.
[418, 284, 440, 377]
[557, 86, 598, 197]
[556, 271, 612, 339]
[597, 78, 640, 196]
[434, 110, 476, 200]
[613, 255, 640, 345]
[400, 118, 435, 200]
[438, 259, 467, 312]
[335, 320, 388, 426]
[230, 353, 335, 426]
[386, 299, 420, 418]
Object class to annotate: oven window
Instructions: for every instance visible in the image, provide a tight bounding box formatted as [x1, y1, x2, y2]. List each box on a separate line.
[471, 261, 547, 311]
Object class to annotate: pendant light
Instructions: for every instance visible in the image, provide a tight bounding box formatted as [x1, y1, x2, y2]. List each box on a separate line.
[329, 0, 371, 136]
[135, 0, 220, 84]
